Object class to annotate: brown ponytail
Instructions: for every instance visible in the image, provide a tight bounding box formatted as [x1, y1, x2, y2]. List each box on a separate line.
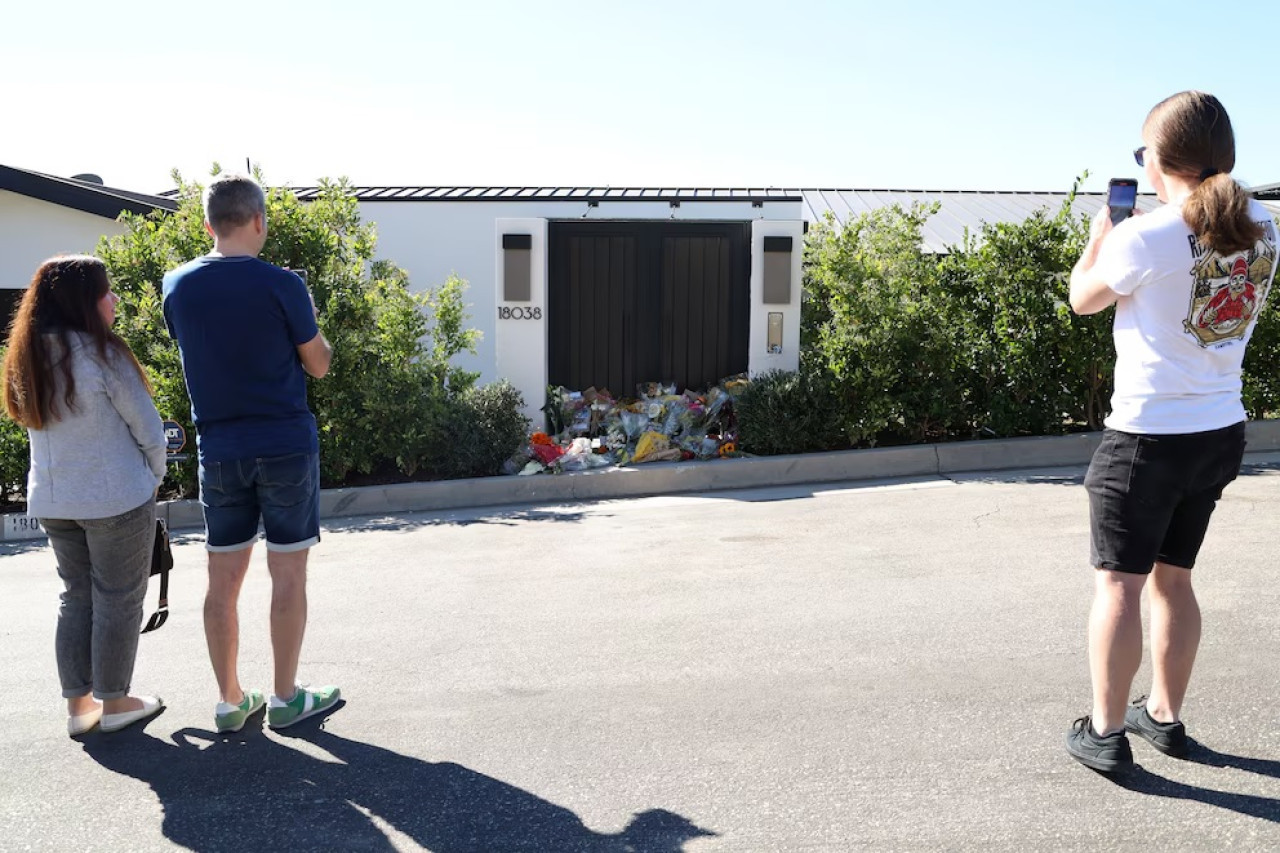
[1182, 174, 1264, 256]
[1144, 91, 1263, 255]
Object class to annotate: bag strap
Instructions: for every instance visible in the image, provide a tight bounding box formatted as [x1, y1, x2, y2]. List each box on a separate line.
[142, 518, 171, 634]
[142, 569, 168, 633]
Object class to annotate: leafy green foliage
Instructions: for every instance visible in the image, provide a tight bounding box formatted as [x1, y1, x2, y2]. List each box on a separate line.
[798, 182, 1119, 446]
[735, 368, 847, 455]
[795, 195, 1278, 447]
[425, 380, 531, 479]
[1242, 278, 1280, 419]
[0, 386, 27, 505]
[803, 202, 970, 444]
[935, 181, 1112, 436]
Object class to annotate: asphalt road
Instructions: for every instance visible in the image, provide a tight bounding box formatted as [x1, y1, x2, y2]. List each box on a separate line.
[3, 457, 1280, 852]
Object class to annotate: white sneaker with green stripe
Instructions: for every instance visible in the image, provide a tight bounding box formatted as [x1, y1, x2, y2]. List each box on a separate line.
[268, 683, 341, 729]
[215, 689, 265, 733]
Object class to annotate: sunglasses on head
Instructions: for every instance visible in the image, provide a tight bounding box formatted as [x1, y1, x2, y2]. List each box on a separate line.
[1133, 146, 1147, 167]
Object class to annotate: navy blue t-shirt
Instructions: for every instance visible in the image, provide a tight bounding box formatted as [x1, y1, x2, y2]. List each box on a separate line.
[162, 256, 319, 463]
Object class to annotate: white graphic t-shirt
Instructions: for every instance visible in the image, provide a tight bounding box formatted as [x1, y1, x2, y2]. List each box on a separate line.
[1093, 197, 1277, 434]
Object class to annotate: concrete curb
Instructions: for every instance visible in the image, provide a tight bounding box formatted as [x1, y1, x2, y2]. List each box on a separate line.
[5, 419, 1279, 541]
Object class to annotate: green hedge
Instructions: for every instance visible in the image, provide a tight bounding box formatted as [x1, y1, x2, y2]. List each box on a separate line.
[0, 413, 26, 506]
[737, 187, 1279, 453]
[427, 380, 530, 479]
[735, 369, 847, 455]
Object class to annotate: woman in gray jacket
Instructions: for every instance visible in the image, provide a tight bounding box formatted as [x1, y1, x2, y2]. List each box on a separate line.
[3, 256, 167, 735]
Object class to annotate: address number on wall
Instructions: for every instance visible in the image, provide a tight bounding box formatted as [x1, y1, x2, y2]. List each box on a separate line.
[499, 306, 542, 320]
[3, 514, 44, 540]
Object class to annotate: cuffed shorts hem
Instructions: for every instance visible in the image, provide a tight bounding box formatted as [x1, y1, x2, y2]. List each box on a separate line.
[265, 535, 319, 553]
[1093, 559, 1192, 575]
[62, 686, 92, 700]
[200, 452, 321, 551]
[206, 535, 258, 554]
[93, 688, 130, 701]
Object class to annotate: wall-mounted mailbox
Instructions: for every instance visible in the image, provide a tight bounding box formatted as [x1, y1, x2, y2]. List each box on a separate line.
[503, 234, 532, 302]
[767, 312, 784, 354]
[763, 236, 792, 304]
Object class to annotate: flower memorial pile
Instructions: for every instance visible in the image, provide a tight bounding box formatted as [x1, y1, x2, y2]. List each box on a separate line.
[506, 376, 750, 475]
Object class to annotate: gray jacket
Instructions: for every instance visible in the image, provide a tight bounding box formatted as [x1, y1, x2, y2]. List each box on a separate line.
[26, 333, 166, 520]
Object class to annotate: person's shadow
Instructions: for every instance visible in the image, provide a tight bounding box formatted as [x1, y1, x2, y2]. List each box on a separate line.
[1113, 739, 1280, 822]
[80, 715, 715, 852]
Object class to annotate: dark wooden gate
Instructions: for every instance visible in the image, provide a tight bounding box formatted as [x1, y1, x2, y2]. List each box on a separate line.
[548, 221, 750, 395]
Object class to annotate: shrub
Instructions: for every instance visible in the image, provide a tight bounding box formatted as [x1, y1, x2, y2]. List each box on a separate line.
[802, 180, 1122, 443]
[934, 180, 1113, 436]
[425, 381, 530, 478]
[803, 203, 971, 444]
[0, 393, 27, 505]
[736, 368, 847, 455]
[1243, 262, 1280, 419]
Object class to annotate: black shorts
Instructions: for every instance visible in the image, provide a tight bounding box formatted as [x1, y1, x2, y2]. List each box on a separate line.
[1084, 422, 1246, 574]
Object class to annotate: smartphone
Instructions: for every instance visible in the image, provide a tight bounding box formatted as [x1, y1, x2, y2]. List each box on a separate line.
[292, 269, 308, 286]
[1107, 178, 1138, 226]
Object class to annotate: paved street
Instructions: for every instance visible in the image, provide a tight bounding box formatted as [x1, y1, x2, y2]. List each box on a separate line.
[3, 456, 1280, 851]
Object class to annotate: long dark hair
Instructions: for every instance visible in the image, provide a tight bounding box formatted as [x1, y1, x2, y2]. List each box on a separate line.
[1144, 91, 1263, 255]
[2, 256, 151, 430]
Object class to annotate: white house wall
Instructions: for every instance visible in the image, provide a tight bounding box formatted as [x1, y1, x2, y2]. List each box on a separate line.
[493, 216, 547, 426]
[359, 199, 805, 421]
[0, 190, 127, 289]
[749, 220, 805, 377]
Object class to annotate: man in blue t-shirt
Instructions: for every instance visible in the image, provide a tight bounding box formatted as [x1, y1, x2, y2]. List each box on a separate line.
[163, 174, 340, 733]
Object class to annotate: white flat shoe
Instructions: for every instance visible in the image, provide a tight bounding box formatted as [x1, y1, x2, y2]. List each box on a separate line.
[100, 696, 164, 733]
[68, 707, 103, 737]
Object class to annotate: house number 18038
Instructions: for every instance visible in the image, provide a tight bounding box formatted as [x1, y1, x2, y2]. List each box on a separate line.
[499, 307, 542, 320]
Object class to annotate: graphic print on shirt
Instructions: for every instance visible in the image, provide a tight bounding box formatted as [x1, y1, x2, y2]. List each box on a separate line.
[1184, 218, 1277, 347]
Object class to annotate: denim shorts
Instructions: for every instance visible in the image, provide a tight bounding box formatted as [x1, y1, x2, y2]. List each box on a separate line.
[1084, 423, 1246, 574]
[199, 452, 320, 552]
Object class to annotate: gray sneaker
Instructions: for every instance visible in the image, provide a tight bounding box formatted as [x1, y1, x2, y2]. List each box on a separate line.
[1066, 716, 1133, 773]
[1124, 696, 1188, 758]
[215, 689, 265, 733]
[268, 684, 341, 729]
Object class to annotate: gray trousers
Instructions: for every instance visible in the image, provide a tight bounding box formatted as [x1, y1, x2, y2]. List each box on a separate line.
[42, 500, 156, 700]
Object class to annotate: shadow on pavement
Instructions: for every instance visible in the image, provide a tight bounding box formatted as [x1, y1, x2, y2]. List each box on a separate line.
[1241, 458, 1280, 476]
[324, 507, 603, 535]
[80, 720, 714, 852]
[1189, 741, 1280, 781]
[1110, 741, 1280, 823]
[0, 538, 50, 556]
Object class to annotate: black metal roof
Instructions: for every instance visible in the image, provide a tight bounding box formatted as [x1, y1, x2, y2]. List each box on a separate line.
[293, 181, 1280, 201]
[280, 185, 1134, 252]
[290, 186, 804, 203]
[0, 165, 177, 219]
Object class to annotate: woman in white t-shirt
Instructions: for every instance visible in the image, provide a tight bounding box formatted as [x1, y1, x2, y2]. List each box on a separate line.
[1063, 91, 1277, 773]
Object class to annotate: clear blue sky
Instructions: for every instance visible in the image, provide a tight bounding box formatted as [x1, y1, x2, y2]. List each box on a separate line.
[5, 0, 1278, 196]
